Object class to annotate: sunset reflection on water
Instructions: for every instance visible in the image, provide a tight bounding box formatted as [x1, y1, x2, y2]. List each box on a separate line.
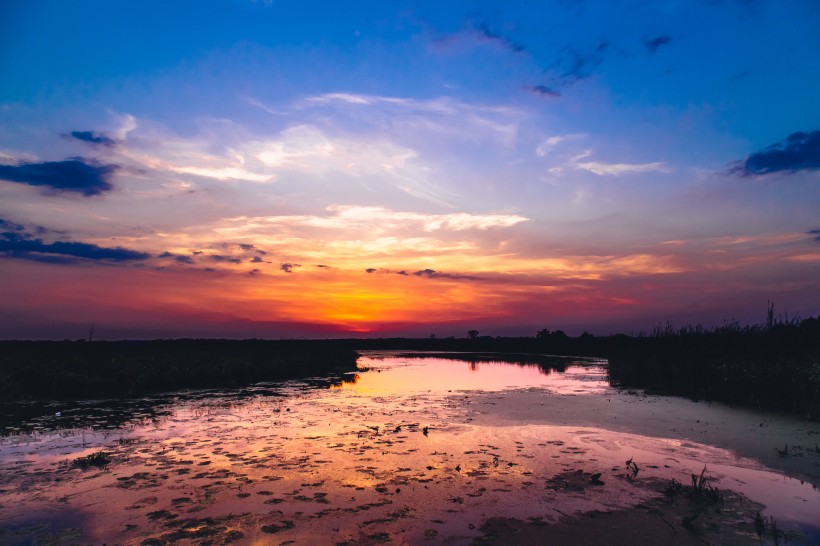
[335, 353, 609, 396]
[0, 351, 818, 545]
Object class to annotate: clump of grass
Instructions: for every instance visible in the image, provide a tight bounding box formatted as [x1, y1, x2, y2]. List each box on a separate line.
[664, 468, 723, 512]
[754, 511, 803, 545]
[689, 466, 722, 503]
[72, 451, 110, 469]
[663, 467, 723, 531]
[625, 457, 640, 478]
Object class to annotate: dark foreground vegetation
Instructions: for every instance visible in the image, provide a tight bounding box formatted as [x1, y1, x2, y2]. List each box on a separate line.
[0, 339, 358, 400]
[604, 317, 820, 420]
[1, 310, 818, 419]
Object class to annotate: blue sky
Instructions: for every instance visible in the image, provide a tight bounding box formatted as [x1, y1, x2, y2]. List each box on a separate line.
[1, 0, 818, 339]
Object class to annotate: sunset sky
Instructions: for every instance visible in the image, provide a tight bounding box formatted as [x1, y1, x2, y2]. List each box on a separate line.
[1, 0, 819, 339]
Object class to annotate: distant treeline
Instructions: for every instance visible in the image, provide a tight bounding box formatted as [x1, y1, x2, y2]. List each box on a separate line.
[0, 339, 359, 400]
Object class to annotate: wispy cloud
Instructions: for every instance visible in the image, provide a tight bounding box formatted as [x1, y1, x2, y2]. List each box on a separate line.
[428, 22, 526, 56]
[555, 41, 609, 83]
[299, 93, 523, 146]
[215, 205, 529, 235]
[475, 23, 526, 54]
[574, 159, 669, 176]
[535, 134, 586, 156]
[169, 165, 272, 182]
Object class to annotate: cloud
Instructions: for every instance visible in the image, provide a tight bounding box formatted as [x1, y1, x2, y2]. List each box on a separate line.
[413, 268, 483, 281]
[121, 98, 523, 207]
[808, 229, 820, 243]
[644, 35, 672, 54]
[156, 252, 197, 265]
[170, 165, 271, 182]
[730, 130, 820, 176]
[574, 159, 669, 176]
[219, 206, 528, 235]
[362, 267, 482, 281]
[428, 23, 526, 56]
[0, 218, 25, 233]
[280, 262, 300, 273]
[476, 23, 526, 54]
[555, 41, 609, 83]
[210, 255, 241, 264]
[299, 94, 523, 146]
[529, 85, 561, 98]
[0, 158, 117, 195]
[536, 134, 586, 156]
[244, 124, 455, 205]
[70, 130, 116, 147]
[0, 222, 149, 264]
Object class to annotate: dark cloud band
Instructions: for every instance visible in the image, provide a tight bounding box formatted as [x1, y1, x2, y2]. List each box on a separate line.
[0, 158, 117, 195]
[732, 130, 820, 176]
[70, 130, 116, 147]
[0, 220, 149, 264]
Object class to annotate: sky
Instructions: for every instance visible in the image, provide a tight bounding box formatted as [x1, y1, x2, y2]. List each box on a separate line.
[1, 0, 819, 340]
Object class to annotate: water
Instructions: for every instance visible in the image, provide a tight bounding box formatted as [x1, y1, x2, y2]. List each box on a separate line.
[1, 351, 818, 545]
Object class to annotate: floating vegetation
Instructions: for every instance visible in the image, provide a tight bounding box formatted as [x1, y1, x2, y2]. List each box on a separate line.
[71, 451, 110, 469]
[260, 520, 295, 534]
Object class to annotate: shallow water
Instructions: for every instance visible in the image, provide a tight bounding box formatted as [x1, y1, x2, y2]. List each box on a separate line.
[1, 351, 818, 545]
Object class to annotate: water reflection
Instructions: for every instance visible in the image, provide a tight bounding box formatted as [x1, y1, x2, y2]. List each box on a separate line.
[0, 373, 353, 438]
[0, 351, 818, 545]
[336, 352, 608, 396]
